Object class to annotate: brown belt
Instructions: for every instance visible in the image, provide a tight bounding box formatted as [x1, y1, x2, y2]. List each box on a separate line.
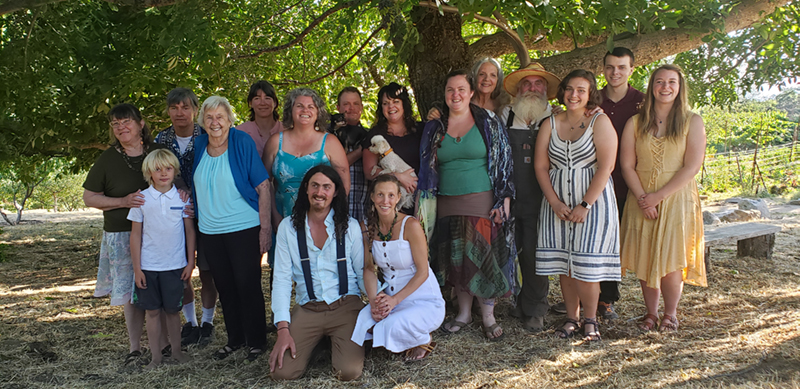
[301, 295, 361, 312]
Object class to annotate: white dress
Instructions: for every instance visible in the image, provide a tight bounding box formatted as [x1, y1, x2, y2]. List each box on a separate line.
[351, 216, 445, 352]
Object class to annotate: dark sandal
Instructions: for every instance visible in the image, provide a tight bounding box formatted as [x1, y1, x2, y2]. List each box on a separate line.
[123, 350, 142, 366]
[245, 347, 264, 363]
[403, 342, 436, 362]
[554, 318, 581, 339]
[638, 313, 660, 331]
[440, 318, 472, 334]
[582, 318, 601, 342]
[212, 345, 240, 360]
[481, 323, 505, 342]
[659, 314, 679, 332]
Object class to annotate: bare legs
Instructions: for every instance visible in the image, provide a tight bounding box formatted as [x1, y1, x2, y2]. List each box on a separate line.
[640, 270, 684, 317]
[123, 301, 145, 353]
[199, 270, 218, 311]
[145, 310, 189, 369]
[559, 275, 600, 322]
[445, 290, 502, 339]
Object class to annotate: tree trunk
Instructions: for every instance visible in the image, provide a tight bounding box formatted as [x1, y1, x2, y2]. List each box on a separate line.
[400, 8, 470, 118]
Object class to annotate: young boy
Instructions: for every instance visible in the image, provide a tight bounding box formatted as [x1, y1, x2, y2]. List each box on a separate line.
[128, 149, 195, 369]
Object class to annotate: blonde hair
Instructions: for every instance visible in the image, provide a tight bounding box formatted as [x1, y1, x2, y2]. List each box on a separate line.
[637, 64, 692, 140]
[142, 149, 180, 186]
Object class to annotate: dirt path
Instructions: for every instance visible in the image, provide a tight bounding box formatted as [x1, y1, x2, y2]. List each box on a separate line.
[1, 209, 798, 388]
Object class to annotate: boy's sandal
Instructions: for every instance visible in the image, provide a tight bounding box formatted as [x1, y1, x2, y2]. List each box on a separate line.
[659, 314, 679, 332]
[440, 318, 472, 335]
[582, 318, 601, 342]
[123, 350, 142, 366]
[403, 341, 436, 362]
[481, 323, 505, 342]
[212, 345, 240, 360]
[638, 314, 660, 331]
[554, 318, 581, 339]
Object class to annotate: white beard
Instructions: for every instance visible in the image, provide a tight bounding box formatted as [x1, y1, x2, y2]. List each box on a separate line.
[512, 91, 549, 125]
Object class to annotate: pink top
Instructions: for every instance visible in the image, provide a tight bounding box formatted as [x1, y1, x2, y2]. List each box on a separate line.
[238, 120, 284, 158]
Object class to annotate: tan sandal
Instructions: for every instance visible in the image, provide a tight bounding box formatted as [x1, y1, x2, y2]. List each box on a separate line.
[638, 313, 659, 331]
[659, 314, 679, 332]
[403, 342, 436, 362]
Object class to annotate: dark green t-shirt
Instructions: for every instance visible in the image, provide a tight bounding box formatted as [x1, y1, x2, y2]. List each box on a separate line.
[83, 144, 167, 232]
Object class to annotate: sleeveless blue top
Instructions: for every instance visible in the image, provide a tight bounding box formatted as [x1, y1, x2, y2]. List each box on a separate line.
[272, 132, 332, 217]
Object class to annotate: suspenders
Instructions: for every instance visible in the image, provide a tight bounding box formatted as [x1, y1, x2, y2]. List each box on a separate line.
[296, 225, 348, 301]
[506, 108, 516, 129]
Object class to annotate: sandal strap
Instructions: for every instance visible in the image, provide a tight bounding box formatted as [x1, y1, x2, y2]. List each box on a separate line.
[418, 342, 436, 353]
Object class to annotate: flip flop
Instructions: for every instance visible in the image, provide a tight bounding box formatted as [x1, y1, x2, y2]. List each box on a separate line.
[440, 318, 472, 334]
[403, 342, 436, 362]
[482, 323, 505, 342]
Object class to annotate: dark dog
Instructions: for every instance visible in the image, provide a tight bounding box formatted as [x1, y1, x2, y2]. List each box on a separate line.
[329, 113, 368, 151]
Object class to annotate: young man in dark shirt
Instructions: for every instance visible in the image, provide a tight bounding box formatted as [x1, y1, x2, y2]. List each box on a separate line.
[597, 47, 645, 320]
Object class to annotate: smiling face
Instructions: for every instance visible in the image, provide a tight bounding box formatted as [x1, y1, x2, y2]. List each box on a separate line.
[563, 77, 591, 111]
[475, 62, 498, 97]
[249, 89, 276, 120]
[307, 172, 337, 212]
[652, 69, 681, 105]
[202, 105, 232, 142]
[110, 117, 144, 146]
[292, 95, 318, 128]
[168, 100, 197, 130]
[445, 74, 474, 113]
[518, 75, 548, 97]
[603, 55, 634, 89]
[381, 94, 405, 124]
[371, 181, 401, 216]
[337, 91, 363, 126]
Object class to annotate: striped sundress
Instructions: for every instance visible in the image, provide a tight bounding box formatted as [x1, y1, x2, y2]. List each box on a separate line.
[536, 113, 621, 282]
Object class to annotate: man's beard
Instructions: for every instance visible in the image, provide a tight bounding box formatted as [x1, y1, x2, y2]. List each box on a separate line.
[512, 91, 549, 125]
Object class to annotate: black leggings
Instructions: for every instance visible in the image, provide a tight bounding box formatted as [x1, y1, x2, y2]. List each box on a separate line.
[200, 226, 267, 349]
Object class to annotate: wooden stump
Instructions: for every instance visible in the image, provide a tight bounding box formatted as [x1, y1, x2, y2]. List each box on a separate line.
[738, 233, 776, 259]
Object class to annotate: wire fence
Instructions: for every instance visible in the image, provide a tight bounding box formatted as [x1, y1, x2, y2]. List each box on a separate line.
[701, 141, 799, 195]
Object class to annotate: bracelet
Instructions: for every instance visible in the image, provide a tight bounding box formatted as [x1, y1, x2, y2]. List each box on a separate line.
[277, 327, 289, 332]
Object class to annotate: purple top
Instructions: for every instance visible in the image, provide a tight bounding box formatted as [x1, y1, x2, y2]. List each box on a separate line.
[600, 85, 644, 208]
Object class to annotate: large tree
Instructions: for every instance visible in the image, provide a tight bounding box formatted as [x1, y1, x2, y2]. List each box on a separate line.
[1, 0, 798, 166]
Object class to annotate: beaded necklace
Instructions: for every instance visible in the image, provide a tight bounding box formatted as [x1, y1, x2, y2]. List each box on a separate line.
[115, 143, 147, 173]
[376, 211, 398, 242]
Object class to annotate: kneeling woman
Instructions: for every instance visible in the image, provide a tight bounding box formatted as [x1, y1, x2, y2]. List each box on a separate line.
[351, 175, 445, 361]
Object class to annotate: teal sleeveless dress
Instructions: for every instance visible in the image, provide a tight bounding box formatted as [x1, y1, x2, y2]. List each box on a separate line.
[272, 132, 332, 217]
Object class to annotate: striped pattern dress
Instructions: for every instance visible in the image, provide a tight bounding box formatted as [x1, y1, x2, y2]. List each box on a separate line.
[536, 113, 621, 282]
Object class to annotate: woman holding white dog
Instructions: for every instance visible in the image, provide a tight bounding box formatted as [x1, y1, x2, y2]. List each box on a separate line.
[418, 69, 516, 341]
[362, 82, 422, 214]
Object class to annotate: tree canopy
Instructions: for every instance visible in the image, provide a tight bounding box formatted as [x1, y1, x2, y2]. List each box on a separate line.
[1, 0, 798, 168]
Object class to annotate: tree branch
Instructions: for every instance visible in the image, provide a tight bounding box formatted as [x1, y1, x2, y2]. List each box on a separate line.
[235, 0, 356, 59]
[273, 22, 386, 85]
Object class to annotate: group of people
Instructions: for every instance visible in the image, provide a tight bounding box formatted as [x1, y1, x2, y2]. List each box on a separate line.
[82, 46, 707, 380]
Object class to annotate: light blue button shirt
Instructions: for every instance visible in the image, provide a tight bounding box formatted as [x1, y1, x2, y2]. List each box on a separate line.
[271, 210, 365, 324]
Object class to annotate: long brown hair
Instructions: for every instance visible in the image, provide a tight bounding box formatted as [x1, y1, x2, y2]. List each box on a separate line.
[365, 174, 402, 241]
[636, 64, 692, 140]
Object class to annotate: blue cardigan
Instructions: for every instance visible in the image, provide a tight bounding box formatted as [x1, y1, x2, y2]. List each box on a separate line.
[191, 128, 270, 222]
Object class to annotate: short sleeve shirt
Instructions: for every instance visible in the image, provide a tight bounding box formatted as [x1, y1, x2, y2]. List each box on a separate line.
[361, 123, 423, 174]
[127, 186, 190, 271]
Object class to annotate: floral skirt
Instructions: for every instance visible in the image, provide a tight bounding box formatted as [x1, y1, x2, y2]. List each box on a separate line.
[431, 216, 514, 299]
[95, 231, 135, 306]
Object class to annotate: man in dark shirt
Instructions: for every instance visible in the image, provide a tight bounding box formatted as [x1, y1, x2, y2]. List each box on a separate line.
[597, 47, 645, 320]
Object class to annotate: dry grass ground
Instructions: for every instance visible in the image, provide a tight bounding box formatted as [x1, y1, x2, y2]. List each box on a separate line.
[1, 209, 799, 388]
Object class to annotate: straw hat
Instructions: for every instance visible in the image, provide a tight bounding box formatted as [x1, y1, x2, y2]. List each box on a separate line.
[503, 62, 561, 99]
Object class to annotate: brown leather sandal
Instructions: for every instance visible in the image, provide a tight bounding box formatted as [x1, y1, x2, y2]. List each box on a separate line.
[638, 313, 659, 331]
[404, 341, 436, 362]
[659, 314, 679, 332]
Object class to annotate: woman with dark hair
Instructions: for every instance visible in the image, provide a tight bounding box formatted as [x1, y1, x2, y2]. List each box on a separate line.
[362, 82, 422, 213]
[191, 95, 273, 361]
[263, 88, 350, 223]
[534, 69, 620, 342]
[620, 64, 706, 333]
[82, 103, 168, 364]
[239, 80, 284, 157]
[351, 175, 445, 361]
[417, 70, 516, 341]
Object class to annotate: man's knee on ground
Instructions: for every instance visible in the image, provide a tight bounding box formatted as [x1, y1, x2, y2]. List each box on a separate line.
[270, 366, 304, 381]
[334, 366, 363, 381]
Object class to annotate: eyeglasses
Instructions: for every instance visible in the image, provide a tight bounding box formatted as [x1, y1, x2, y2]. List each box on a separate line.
[110, 118, 133, 129]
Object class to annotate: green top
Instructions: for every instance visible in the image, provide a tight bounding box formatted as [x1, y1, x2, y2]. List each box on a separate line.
[437, 125, 492, 196]
[83, 144, 167, 232]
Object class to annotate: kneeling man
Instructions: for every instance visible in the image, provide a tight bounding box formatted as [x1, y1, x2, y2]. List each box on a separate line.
[269, 165, 366, 381]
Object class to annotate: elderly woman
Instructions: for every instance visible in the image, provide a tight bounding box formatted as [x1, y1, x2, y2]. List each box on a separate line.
[362, 82, 423, 214]
[418, 70, 516, 341]
[190, 96, 272, 362]
[263, 88, 349, 222]
[534, 70, 620, 342]
[620, 64, 706, 333]
[83, 103, 168, 364]
[238, 80, 284, 158]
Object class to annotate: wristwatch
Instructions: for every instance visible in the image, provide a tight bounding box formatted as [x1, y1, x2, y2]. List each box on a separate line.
[580, 200, 592, 210]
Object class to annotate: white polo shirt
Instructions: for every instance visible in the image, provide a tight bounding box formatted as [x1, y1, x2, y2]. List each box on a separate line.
[127, 185, 190, 271]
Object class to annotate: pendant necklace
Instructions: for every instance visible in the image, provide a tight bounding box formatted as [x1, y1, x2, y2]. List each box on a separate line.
[377, 212, 398, 242]
[568, 115, 585, 131]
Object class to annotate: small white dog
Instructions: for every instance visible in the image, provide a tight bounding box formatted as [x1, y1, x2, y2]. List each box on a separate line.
[368, 135, 416, 210]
